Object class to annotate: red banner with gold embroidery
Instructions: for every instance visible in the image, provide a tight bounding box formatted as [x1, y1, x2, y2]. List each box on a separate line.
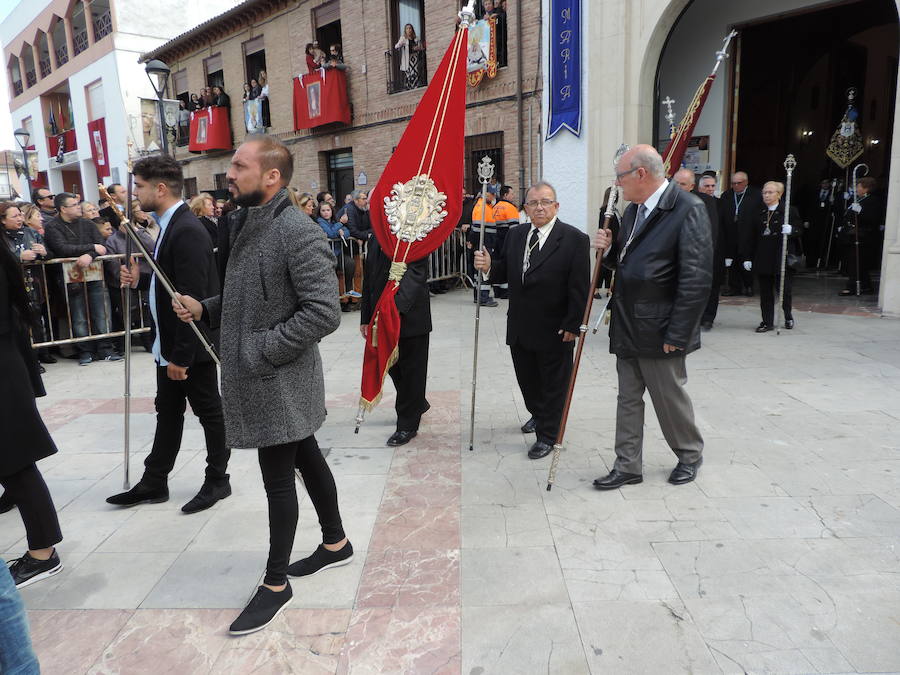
[358, 24, 468, 413]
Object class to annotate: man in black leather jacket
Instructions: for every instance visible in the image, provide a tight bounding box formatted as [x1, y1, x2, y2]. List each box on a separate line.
[593, 145, 712, 491]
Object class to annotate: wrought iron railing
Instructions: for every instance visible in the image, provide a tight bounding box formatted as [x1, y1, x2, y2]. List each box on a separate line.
[384, 48, 428, 95]
[74, 30, 88, 55]
[93, 11, 112, 41]
[55, 44, 69, 67]
[40, 59, 52, 78]
[26, 71, 37, 88]
[13, 80, 23, 96]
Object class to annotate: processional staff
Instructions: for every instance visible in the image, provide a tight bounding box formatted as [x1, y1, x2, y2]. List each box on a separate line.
[776, 154, 796, 336]
[546, 157, 623, 490]
[468, 155, 495, 452]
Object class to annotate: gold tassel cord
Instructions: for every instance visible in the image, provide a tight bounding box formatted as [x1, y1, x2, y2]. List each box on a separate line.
[388, 261, 408, 281]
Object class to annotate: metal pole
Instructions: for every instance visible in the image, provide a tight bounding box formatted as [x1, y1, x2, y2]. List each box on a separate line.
[156, 98, 169, 156]
[776, 154, 796, 336]
[122, 174, 134, 490]
[468, 155, 495, 452]
[20, 146, 31, 199]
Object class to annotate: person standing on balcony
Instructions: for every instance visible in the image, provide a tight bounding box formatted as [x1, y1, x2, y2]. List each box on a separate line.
[395, 23, 426, 90]
[212, 86, 230, 110]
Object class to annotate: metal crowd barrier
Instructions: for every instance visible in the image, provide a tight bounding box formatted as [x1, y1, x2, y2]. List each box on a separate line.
[21, 253, 152, 350]
[325, 228, 468, 301]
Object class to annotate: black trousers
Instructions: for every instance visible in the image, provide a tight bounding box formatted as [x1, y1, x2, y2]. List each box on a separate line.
[510, 342, 574, 444]
[758, 271, 794, 327]
[0, 464, 62, 551]
[142, 362, 229, 487]
[388, 333, 430, 432]
[257, 435, 346, 586]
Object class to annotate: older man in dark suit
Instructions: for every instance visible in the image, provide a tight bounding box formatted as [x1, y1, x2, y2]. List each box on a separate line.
[594, 145, 712, 490]
[474, 181, 590, 460]
[720, 171, 763, 296]
[107, 154, 229, 514]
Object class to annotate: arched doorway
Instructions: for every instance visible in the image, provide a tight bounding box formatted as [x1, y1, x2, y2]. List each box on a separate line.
[652, 0, 899, 311]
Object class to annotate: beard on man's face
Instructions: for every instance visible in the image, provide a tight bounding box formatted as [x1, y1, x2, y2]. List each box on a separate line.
[229, 180, 266, 208]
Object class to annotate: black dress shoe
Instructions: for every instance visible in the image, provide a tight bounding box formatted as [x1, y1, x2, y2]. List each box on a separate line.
[182, 479, 232, 514]
[755, 323, 771, 333]
[593, 470, 643, 490]
[700, 321, 713, 332]
[38, 353, 57, 364]
[387, 430, 417, 446]
[784, 318, 794, 329]
[106, 482, 169, 507]
[668, 458, 703, 485]
[721, 288, 735, 297]
[527, 440, 554, 459]
[520, 417, 536, 434]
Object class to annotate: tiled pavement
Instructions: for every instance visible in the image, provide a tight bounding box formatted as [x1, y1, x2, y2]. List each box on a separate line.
[3, 286, 900, 674]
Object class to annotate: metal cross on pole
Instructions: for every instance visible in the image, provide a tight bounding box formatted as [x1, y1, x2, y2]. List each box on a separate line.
[468, 155, 495, 452]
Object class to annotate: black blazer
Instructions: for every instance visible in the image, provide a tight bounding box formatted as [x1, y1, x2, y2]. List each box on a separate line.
[744, 204, 802, 276]
[136, 203, 218, 367]
[489, 219, 590, 351]
[719, 186, 764, 258]
[605, 182, 712, 358]
[360, 236, 431, 337]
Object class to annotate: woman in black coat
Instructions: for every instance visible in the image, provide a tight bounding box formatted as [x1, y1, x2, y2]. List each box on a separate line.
[0, 242, 63, 589]
[742, 181, 802, 332]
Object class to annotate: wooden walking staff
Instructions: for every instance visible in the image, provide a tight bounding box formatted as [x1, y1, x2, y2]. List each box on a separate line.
[776, 154, 796, 336]
[468, 155, 495, 451]
[546, 183, 619, 490]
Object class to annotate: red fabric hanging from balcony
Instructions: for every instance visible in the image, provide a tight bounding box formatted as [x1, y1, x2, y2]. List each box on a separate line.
[188, 107, 232, 152]
[292, 69, 351, 130]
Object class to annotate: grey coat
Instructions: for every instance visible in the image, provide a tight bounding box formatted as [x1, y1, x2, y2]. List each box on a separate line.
[202, 189, 341, 449]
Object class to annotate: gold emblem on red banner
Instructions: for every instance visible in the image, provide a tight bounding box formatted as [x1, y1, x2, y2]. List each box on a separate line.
[383, 174, 448, 242]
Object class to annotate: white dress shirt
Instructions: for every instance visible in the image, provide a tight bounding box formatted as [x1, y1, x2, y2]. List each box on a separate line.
[148, 201, 184, 366]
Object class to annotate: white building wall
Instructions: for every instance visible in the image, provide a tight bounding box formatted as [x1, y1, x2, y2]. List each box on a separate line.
[540, 0, 591, 231]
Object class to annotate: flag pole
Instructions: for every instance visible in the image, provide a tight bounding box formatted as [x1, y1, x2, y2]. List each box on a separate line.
[468, 155, 495, 452]
[546, 183, 618, 490]
[777, 154, 796, 336]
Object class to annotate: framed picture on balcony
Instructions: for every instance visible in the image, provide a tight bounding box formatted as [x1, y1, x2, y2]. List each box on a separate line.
[307, 81, 322, 119]
[196, 115, 208, 144]
[244, 99, 265, 133]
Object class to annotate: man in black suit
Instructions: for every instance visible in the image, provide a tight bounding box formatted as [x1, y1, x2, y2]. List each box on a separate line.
[474, 181, 590, 459]
[360, 236, 431, 447]
[719, 171, 763, 297]
[674, 169, 722, 330]
[107, 155, 230, 514]
[593, 145, 711, 490]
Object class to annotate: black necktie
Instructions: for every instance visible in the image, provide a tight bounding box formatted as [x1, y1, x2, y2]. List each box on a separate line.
[523, 228, 540, 278]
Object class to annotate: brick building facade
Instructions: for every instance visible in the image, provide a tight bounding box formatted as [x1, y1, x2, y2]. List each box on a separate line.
[142, 0, 542, 204]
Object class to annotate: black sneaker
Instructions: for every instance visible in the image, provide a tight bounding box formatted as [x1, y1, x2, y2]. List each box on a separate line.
[287, 542, 354, 578]
[78, 353, 93, 366]
[102, 353, 124, 362]
[8, 549, 63, 589]
[229, 583, 293, 636]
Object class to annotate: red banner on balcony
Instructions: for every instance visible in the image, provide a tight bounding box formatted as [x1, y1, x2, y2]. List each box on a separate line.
[293, 69, 351, 131]
[48, 129, 77, 159]
[188, 107, 232, 152]
[86, 118, 110, 179]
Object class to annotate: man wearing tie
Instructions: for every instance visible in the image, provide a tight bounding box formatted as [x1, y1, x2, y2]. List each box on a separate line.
[593, 145, 712, 490]
[473, 181, 590, 459]
[106, 155, 230, 513]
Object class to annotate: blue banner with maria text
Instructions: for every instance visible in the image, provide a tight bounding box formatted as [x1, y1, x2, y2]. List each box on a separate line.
[547, 0, 581, 139]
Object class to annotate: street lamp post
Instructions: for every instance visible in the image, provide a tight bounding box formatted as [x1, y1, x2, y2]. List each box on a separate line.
[145, 59, 171, 155]
[13, 127, 31, 199]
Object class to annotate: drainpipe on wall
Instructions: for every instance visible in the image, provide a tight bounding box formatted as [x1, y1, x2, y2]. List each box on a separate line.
[516, 0, 525, 203]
